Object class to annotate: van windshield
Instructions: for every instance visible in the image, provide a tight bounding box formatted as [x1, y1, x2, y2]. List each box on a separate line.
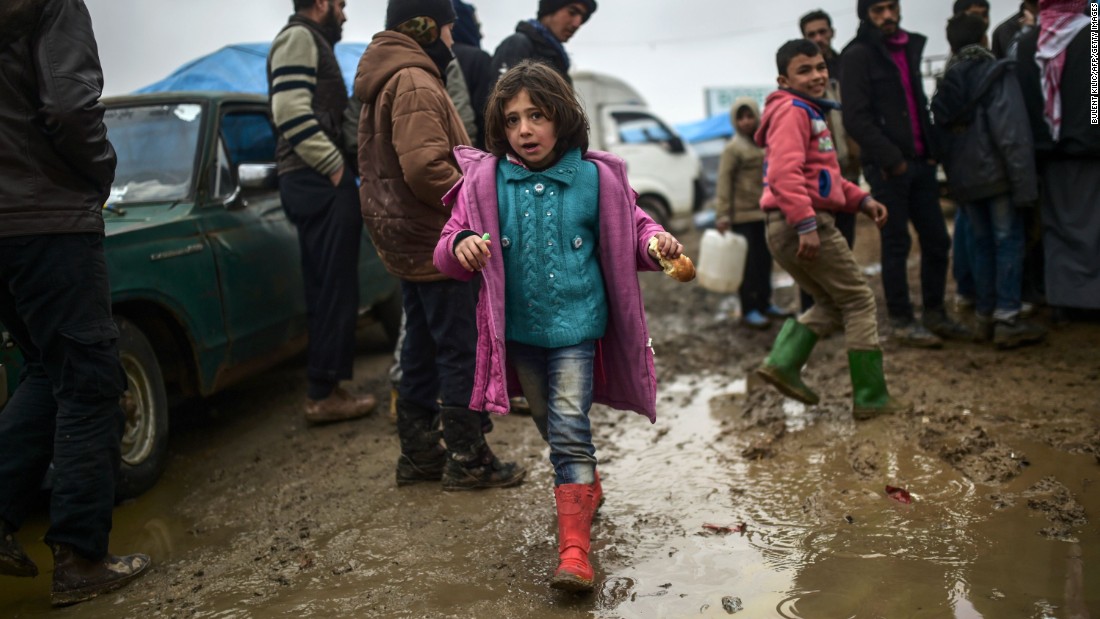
[106, 103, 203, 205]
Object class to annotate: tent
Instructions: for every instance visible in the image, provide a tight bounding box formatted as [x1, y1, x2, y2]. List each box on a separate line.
[137, 42, 369, 96]
[674, 112, 733, 144]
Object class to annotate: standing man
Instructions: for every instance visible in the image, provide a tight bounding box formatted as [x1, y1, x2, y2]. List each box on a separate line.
[355, 0, 525, 490]
[491, 0, 598, 82]
[840, 0, 971, 347]
[992, 1, 1038, 59]
[452, 0, 495, 149]
[268, 0, 377, 424]
[0, 0, 150, 607]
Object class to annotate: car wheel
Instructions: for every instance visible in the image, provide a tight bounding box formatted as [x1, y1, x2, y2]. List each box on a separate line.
[373, 289, 404, 349]
[115, 318, 169, 501]
[637, 195, 669, 227]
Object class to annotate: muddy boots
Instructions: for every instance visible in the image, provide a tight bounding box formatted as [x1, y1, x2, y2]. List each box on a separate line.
[395, 400, 446, 485]
[755, 319, 820, 405]
[1, 522, 37, 577]
[551, 482, 599, 592]
[50, 544, 150, 607]
[848, 349, 913, 420]
[440, 407, 526, 491]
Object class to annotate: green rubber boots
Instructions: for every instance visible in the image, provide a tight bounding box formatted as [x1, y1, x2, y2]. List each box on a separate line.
[848, 349, 912, 420]
[755, 319, 820, 405]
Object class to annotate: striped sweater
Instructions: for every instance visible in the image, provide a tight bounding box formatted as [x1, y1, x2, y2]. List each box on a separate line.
[267, 16, 348, 177]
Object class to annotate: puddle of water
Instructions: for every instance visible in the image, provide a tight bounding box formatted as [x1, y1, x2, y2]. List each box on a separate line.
[594, 374, 1100, 619]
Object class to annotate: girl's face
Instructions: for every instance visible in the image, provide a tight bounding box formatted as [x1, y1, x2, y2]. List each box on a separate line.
[503, 89, 557, 169]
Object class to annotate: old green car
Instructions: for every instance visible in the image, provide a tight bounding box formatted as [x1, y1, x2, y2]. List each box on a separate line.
[0, 92, 400, 499]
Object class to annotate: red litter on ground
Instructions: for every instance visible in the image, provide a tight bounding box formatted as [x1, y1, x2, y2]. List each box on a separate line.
[885, 486, 913, 504]
[702, 523, 746, 534]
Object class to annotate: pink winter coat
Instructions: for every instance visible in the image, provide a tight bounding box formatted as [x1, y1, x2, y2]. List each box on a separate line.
[755, 89, 869, 227]
[433, 146, 666, 421]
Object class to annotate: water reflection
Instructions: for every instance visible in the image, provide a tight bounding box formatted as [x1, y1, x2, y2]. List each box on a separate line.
[600, 373, 1099, 619]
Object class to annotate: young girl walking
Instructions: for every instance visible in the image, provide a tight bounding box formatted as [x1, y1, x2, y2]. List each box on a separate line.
[433, 60, 690, 592]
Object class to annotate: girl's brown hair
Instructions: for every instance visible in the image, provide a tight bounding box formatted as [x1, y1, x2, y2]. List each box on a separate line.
[483, 60, 589, 162]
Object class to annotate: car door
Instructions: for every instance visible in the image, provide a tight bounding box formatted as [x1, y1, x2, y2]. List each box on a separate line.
[199, 105, 307, 366]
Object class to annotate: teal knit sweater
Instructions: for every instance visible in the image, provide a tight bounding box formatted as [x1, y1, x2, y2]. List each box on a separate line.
[497, 148, 608, 348]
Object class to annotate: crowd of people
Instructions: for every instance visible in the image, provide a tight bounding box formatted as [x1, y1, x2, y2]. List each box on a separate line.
[0, 0, 1097, 607]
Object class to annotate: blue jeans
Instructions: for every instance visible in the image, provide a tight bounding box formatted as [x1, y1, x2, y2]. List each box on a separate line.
[508, 340, 596, 486]
[953, 207, 976, 301]
[963, 195, 1024, 320]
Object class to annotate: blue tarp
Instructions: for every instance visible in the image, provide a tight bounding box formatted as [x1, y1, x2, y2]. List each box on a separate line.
[137, 42, 369, 96]
[674, 113, 733, 144]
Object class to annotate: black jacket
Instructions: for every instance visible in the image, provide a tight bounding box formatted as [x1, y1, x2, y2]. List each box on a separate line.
[930, 48, 1037, 206]
[454, 42, 493, 149]
[840, 23, 934, 171]
[490, 21, 571, 83]
[0, 0, 116, 239]
[1015, 26, 1100, 160]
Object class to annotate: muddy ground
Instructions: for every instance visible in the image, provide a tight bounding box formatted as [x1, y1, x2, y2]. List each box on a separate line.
[1, 219, 1098, 618]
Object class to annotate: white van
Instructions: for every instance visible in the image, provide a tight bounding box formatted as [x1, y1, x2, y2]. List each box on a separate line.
[571, 70, 703, 225]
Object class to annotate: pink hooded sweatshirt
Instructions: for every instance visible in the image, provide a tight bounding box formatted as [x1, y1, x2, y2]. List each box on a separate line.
[433, 146, 666, 421]
[755, 89, 869, 230]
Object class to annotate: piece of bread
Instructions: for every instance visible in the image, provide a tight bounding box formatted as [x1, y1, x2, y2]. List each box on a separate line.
[648, 237, 696, 282]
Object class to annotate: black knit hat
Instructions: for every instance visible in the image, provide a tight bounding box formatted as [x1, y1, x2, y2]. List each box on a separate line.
[857, 0, 880, 20]
[385, 0, 457, 30]
[537, 0, 597, 23]
[951, 0, 988, 14]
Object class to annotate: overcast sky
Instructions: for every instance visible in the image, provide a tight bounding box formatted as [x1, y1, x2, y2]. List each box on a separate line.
[85, 0, 1019, 124]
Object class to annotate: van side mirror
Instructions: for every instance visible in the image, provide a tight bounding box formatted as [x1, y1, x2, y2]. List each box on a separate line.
[667, 135, 686, 154]
[238, 163, 278, 191]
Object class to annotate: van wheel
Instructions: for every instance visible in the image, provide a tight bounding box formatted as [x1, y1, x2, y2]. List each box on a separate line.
[637, 195, 669, 227]
[115, 318, 169, 501]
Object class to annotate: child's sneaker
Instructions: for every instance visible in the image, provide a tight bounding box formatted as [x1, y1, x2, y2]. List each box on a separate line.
[742, 310, 771, 330]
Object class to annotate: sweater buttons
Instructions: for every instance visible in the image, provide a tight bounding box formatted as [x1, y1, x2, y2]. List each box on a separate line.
[534, 183, 545, 196]
[573, 237, 582, 249]
[501, 236, 511, 248]
[549, 273, 555, 279]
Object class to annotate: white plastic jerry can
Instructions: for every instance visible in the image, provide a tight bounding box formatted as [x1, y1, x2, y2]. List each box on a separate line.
[696, 229, 748, 294]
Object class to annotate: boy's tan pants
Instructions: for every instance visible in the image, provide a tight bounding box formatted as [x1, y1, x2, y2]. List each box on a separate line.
[765, 210, 880, 350]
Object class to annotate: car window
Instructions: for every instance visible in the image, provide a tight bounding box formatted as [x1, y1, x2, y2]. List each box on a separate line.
[106, 103, 202, 204]
[611, 112, 674, 146]
[221, 112, 277, 165]
[211, 137, 234, 200]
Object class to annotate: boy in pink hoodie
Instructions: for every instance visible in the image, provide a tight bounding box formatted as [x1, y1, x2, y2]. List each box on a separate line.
[753, 39, 910, 419]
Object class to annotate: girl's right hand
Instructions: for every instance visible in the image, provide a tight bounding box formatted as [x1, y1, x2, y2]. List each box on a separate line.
[455, 234, 492, 272]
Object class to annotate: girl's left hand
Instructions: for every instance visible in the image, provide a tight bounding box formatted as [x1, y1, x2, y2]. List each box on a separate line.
[649, 232, 683, 260]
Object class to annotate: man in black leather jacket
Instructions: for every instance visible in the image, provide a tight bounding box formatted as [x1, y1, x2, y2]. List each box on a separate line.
[490, 0, 597, 84]
[840, 0, 971, 348]
[0, 0, 150, 607]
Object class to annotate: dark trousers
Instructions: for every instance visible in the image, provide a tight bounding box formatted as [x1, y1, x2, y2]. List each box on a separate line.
[279, 169, 362, 395]
[0, 233, 126, 561]
[731, 221, 773, 314]
[399, 279, 479, 411]
[800, 210, 857, 311]
[399, 279, 489, 451]
[864, 159, 950, 320]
